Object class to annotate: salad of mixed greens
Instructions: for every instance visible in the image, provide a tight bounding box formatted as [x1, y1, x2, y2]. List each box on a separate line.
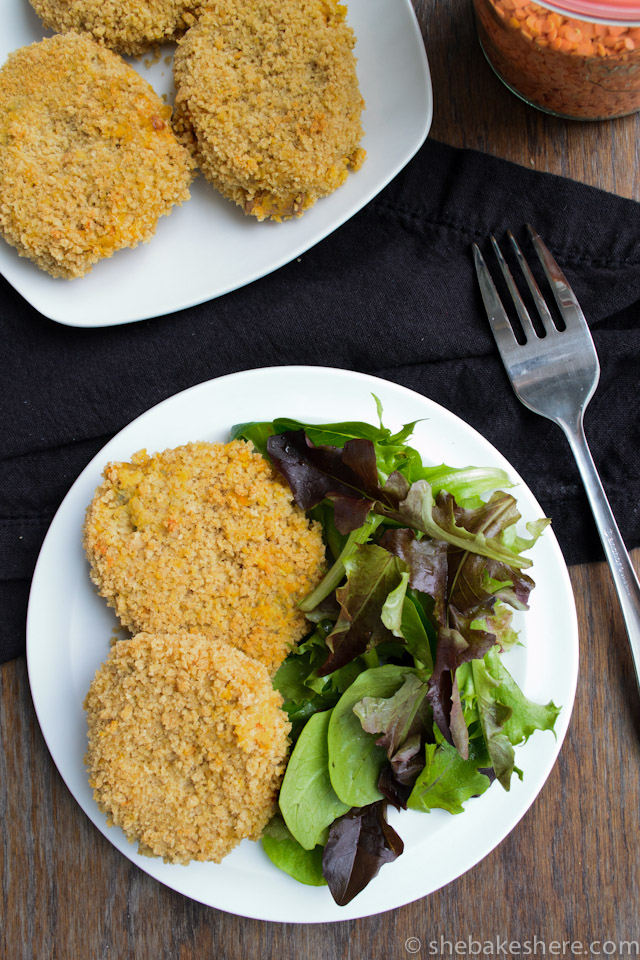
[231, 400, 560, 906]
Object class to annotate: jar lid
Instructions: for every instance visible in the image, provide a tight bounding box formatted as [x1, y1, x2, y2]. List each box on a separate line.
[540, 0, 640, 22]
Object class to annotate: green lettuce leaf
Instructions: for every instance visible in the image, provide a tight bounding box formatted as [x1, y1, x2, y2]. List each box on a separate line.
[471, 645, 560, 789]
[407, 736, 493, 815]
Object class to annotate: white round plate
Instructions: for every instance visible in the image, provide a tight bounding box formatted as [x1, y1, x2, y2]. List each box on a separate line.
[0, 0, 431, 327]
[26, 367, 579, 922]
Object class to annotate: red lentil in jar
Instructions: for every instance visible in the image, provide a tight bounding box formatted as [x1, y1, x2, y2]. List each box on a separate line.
[472, 0, 640, 119]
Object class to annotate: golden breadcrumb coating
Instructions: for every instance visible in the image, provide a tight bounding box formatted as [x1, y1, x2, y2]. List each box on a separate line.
[84, 632, 291, 864]
[173, 0, 365, 221]
[0, 33, 194, 279]
[83, 440, 325, 674]
[29, 0, 205, 55]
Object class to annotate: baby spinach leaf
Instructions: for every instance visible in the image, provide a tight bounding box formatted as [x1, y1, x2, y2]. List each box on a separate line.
[322, 802, 404, 906]
[261, 815, 327, 886]
[279, 709, 351, 850]
[328, 665, 414, 806]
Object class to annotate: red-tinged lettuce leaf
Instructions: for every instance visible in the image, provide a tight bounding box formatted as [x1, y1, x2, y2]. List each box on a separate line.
[353, 674, 433, 801]
[448, 488, 522, 538]
[427, 622, 496, 746]
[387, 481, 535, 570]
[270, 407, 423, 483]
[479, 603, 520, 652]
[452, 604, 518, 658]
[407, 738, 493, 815]
[380, 528, 449, 625]
[322, 802, 404, 905]
[444, 490, 538, 613]
[449, 554, 535, 615]
[449, 671, 469, 759]
[471, 645, 560, 790]
[317, 544, 406, 676]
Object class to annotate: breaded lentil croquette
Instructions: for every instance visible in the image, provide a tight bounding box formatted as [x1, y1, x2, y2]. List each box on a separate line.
[83, 441, 325, 674]
[29, 0, 204, 56]
[173, 0, 365, 221]
[0, 33, 193, 279]
[84, 632, 291, 864]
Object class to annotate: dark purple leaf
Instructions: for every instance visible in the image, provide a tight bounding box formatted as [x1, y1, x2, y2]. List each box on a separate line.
[332, 496, 373, 536]
[377, 763, 413, 809]
[477, 766, 497, 785]
[322, 802, 404, 905]
[266, 432, 379, 534]
[266, 431, 407, 535]
[380, 528, 449, 624]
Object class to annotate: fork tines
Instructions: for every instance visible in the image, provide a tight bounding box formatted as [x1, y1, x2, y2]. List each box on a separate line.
[473, 224, 586, 346]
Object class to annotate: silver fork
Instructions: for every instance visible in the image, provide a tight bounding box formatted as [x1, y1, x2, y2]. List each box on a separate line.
[473, 224, 640, 697]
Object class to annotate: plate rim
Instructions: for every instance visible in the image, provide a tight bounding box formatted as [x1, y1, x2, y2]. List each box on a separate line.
[26, 365, 579, 922]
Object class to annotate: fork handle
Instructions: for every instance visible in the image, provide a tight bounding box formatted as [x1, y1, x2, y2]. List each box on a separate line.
[561, 416, 640, 693]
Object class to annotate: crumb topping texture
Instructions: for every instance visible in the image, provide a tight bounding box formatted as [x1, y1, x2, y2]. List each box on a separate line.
[83, 440, 326, 674]
[29, 0, 205, 55]
[84, 632, 291, 864]
[173, 0, 365, 221]
[0, 33, 194, 278]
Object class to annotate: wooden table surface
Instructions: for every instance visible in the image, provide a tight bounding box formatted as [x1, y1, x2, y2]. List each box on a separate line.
[3, 3, 640, 958]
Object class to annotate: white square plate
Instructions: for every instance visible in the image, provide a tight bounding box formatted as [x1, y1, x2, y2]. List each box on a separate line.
[0, 0, 432, 326]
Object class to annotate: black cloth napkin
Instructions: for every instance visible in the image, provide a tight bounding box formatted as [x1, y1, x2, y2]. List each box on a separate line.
[3, 138, 640, 663]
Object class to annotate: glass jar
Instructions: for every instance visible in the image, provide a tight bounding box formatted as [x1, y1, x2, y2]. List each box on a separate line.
[472, 0, 640, 119]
